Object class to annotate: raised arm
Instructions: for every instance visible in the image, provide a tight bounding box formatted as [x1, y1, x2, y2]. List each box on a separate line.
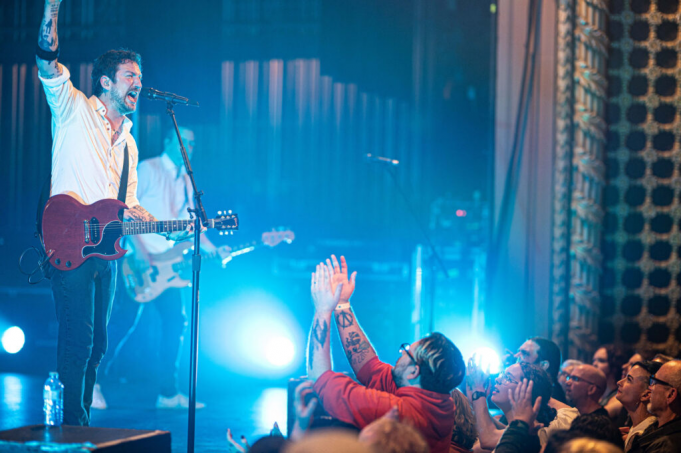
[36, 0, 63, 79]
[306, 264, 342, 381]
[326, 255, 377, 375]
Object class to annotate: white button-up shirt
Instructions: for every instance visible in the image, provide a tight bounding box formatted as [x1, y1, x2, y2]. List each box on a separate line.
[39, 64, 140, 207]
[134, 154, 193, 254]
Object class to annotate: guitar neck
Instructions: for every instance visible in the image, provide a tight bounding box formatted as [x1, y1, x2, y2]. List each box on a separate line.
[123, 219, 208, 236]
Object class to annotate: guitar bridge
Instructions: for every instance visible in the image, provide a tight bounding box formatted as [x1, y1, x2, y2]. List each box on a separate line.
[84, 220, 90, 243]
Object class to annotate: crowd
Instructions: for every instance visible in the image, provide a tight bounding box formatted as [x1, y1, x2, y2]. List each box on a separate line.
[227, 255, 681, 453]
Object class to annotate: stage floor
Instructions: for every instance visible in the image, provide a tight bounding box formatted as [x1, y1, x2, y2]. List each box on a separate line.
[0, 373, 288, 453]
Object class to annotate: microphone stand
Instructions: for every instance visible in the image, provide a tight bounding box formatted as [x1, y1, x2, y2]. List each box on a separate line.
[380, 165, 449, 333]
[165, 101, 206, 453]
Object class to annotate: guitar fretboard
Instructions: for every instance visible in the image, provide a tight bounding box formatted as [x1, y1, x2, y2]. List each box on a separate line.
[122, 220, 193, 236]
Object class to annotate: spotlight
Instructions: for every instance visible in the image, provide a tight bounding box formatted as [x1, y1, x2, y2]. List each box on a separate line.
[471, 346, 501, 374]
[1, 327, 25, 354]
[265, 336, 295, 368]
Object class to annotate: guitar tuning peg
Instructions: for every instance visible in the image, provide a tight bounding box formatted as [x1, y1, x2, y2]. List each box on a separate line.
[228, 210, 232, 214]
[229, 231, 234, 235]
[219, 231, 224, 235]
[217, 211, 222, 215]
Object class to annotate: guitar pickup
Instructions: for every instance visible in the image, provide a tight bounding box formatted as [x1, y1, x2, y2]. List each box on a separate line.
[84, 220, 90, 243]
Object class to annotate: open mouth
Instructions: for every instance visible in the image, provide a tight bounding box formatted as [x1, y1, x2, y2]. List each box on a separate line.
[127, 90, 139, 104]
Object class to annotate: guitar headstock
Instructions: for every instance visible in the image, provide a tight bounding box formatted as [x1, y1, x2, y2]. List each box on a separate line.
[211, 212, 239, 234]
[262, 229, 294, 247]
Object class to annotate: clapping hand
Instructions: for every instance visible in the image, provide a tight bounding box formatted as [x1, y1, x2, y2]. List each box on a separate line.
[508, 379, 542, 429]
[324, 255, 356, 303]
[311, 263, 343, 314]
[466, 354, 491, 398]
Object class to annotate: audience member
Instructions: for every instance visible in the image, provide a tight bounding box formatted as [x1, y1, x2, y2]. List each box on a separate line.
[628, 360, 681, 453]
[565, 364, 608, 416]
[467, 361, 556, 451]
[616, 361, 660, 451]
[358, 412, 430, 453]
[515, 337, 568, 404]
[558, 360, 584, 397]
[569, 413, 626, 449]
[450, 388, 477, 452]
[593, 345, 629, 419]
[284, 429, 373, 453]
[494, 379, 544, 453]
[622, 351, 655, 380]
[305, 257, 465, 453]
[558, 438, 623, 453]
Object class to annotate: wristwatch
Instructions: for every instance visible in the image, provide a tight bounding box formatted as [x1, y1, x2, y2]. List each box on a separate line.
[471, 391, 486, 401]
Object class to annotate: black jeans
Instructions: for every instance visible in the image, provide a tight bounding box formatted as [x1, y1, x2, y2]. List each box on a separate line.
[103, 285, 187, 397]
[50, 258, 116, 426]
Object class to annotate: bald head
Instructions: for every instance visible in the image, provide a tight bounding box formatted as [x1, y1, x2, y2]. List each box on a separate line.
[566, 364, 607, 409]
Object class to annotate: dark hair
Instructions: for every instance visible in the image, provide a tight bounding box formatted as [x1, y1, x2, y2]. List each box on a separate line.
[654, 353, 674, 364]
[601, 345, 628, 381]
[518, 362, 557, 426]
[530, 337, 562, 382]
[633, 360, 662, 377]
[413, 332, 465, 394]
[568, 414, 624, 449]
[91, 49, 142, 96]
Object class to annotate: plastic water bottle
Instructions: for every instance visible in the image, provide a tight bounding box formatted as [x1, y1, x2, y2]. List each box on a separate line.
[43, 372, 63, 426]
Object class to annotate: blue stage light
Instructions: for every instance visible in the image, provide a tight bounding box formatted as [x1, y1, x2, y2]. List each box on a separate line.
[471, 346, 501, 374]
[1, 327, 25, 354]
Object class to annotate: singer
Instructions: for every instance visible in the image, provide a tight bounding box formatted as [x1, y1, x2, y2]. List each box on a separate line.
[35, 0, 190, 426]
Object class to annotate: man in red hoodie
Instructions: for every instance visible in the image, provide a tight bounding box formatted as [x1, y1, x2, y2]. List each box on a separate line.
[307, 256, 466, 453]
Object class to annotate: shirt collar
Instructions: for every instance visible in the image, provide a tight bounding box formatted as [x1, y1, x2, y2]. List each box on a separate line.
[91, 96, 134, 134]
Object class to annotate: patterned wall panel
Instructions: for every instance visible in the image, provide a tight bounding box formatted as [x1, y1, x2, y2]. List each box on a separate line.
[602, 0, 681, 356]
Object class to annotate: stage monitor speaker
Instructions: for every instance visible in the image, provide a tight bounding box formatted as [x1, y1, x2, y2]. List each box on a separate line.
[0, 425, 170, 453]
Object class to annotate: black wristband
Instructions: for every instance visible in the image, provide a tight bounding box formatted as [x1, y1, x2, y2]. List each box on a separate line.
[36, 45, 59, 62]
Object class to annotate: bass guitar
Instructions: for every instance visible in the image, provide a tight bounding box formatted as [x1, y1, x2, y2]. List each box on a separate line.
[121, 230, 294, 303]
[41, 194, 238, 271]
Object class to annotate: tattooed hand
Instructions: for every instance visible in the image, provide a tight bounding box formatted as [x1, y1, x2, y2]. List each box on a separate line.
[311, 263, 342, 315]
[123, 205, 157, 222]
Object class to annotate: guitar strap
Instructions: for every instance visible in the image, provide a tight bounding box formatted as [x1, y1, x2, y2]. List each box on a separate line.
[118, 143, 129, 203]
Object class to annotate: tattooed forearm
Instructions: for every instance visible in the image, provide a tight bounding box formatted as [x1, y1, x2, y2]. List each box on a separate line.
[38, 2, 61, 52]
[344, 332, 372, 366]
[312, 319, 328, 347]
[124, 205, 158, 222]
[335, 310, 355, 329]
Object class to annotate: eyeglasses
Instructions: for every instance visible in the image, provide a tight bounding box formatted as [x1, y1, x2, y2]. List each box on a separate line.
[566, 374, 602, 389]
[498, 372, 520, 385]
[399, 343, 416, 364]
[650, 375, 674, 388]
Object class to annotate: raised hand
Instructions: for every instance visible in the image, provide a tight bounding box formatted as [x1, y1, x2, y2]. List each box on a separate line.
[324, 255, 356, 303]
[311, 263, 343, 314]
[226, 428, 248, 453]
[508, 379, 541, 426]
[293, 381, 318, 434]
[466, 355, 491, 396]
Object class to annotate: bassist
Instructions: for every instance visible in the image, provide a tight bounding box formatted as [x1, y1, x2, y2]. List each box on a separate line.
[94, 127, 228, 410]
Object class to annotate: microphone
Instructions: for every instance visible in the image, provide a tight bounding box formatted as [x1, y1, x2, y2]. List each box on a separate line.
[365, 153, 399, 166]
[142, 88, 199, 107]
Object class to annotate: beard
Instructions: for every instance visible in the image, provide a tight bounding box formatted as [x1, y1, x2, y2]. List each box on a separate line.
[391, 365, 409, 388]
[110, 86, 136, 115]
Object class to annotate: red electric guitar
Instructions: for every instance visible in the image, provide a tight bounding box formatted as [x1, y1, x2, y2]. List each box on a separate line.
[121, 229, 295, 303]
[41, 194, 239, 271]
